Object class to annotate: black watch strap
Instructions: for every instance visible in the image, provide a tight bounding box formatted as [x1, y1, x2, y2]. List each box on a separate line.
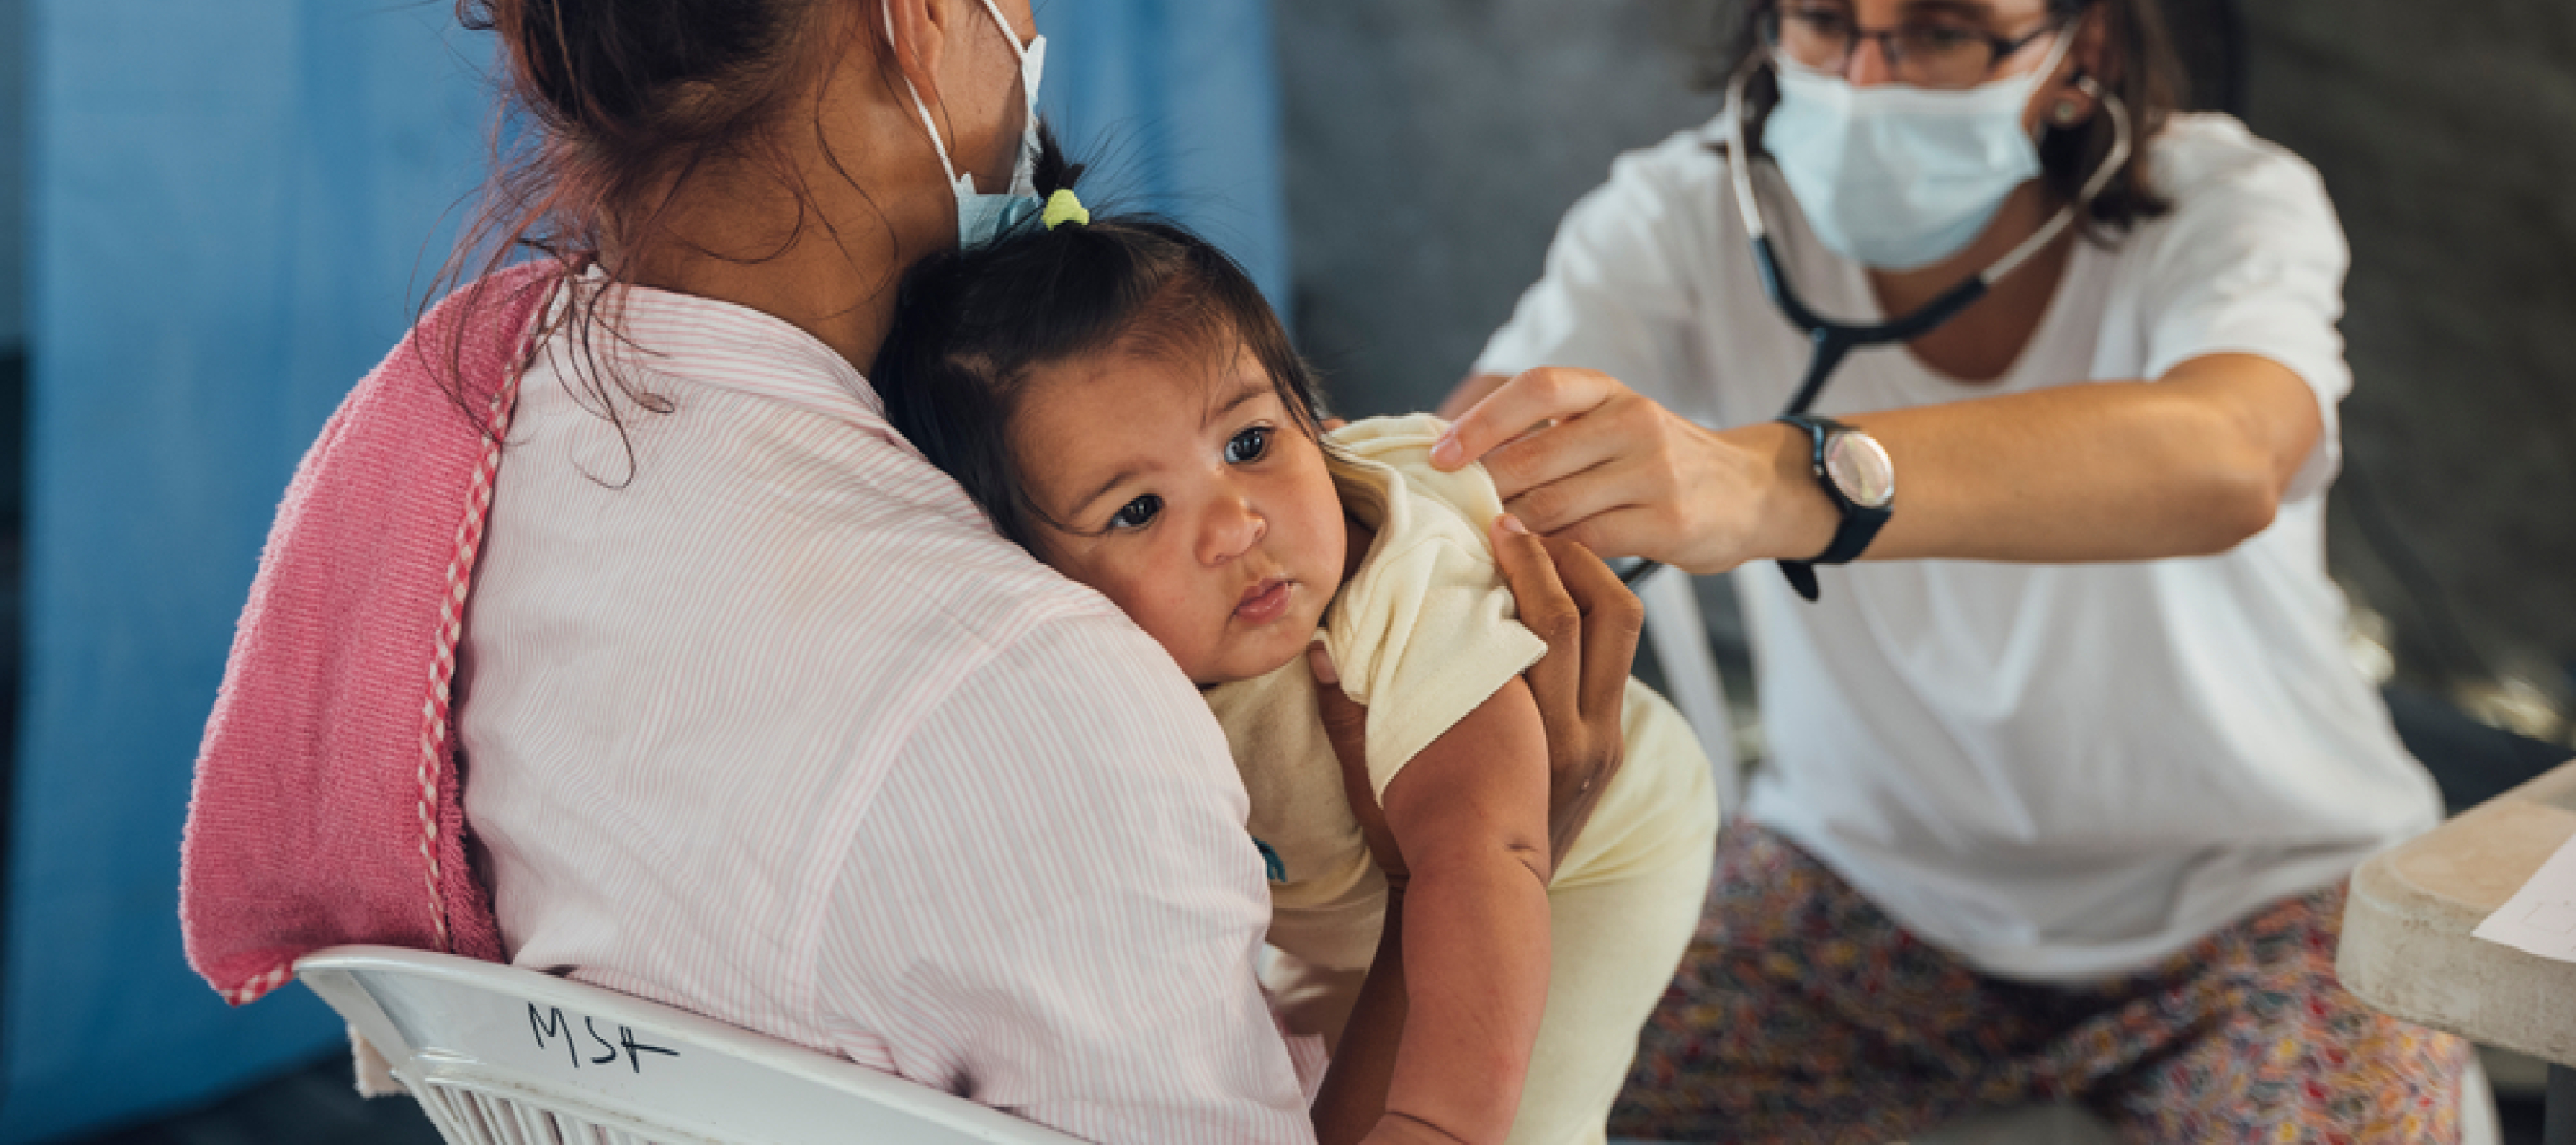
[1779, 557, 1825, 601]
[1775, 415, 1892, 602]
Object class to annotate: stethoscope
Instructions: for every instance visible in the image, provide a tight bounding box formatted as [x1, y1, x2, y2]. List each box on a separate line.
[1615, 62, 2132, 589]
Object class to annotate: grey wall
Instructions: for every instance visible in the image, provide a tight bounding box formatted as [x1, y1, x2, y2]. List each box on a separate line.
[1276, 1, 1724, 419]
[2245, 1, 2576, 691]
[1275, 0, 2576, 700]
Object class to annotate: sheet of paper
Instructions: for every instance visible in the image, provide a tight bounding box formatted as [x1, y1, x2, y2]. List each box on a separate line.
[2473, 832, 2576, 963]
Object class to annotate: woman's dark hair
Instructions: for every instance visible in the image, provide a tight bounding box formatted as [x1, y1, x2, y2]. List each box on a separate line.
[875, 212, 1329, 553]
[434, 0, 857, 441]
[1717, 0, 2186, 235]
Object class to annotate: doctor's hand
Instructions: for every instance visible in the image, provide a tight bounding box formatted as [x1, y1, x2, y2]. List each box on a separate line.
[1309, 513, 1639, 877]
[1436, 367, 1835, 575]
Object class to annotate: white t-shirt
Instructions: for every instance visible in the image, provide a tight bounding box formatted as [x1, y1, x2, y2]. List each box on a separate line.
[1475, 113, 2442, 981]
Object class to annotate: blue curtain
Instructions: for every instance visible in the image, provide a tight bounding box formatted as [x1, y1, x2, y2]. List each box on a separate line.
[2, 5, 492, 1140]
[0, 2, 1288, 1140]
[1038, 0, 1292, 314]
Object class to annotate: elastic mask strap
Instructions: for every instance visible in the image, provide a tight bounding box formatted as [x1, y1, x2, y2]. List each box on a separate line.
[1979, 77, 2133, 285]
[2017, 27, 2077, 100]
[883, 0, 1034, 191]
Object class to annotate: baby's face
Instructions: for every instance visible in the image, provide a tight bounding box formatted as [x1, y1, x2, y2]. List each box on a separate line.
[1015, 340, 1346, 686]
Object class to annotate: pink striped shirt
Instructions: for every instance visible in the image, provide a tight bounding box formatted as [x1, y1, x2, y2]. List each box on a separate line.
[458, 280, 1318, 1141]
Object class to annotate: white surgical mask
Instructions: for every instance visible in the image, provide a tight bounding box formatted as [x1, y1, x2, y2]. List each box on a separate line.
[886, 0, 1048, 250]
[1766, 30, 2072, 270]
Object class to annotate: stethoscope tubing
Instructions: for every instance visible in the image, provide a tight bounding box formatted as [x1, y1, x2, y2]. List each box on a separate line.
[1758, 234, 1990, 420]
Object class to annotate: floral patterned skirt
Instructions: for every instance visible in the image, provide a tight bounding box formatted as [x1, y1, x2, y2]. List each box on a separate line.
[1611, 822, 2470, 1145]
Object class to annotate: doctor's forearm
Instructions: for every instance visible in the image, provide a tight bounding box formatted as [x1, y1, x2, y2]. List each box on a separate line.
[1441, 356, 2319, 571]
[1792, 354, 2323, 564]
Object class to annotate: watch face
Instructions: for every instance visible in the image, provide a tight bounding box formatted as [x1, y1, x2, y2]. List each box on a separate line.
[1823, 431, 1894, 509]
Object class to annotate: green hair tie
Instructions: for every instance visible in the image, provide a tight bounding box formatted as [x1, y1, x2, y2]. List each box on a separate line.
[1042, 188, 1090, 231]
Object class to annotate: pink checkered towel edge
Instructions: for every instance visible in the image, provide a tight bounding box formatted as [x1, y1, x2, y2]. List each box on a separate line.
[181, 264, 557, 1005]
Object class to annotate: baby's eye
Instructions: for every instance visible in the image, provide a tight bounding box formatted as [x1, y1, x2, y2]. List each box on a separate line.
[1107, 494, 1163, 530]
[1224, 426, 1273, 465]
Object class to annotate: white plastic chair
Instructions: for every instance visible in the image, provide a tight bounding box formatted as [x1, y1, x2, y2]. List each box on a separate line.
[297, 945, 1083, 1145]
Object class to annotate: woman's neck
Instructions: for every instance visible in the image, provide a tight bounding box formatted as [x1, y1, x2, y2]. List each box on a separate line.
[636, 222, 921, 370]
[623, 63, 955, 373]
[1866, 179, 2075, 384]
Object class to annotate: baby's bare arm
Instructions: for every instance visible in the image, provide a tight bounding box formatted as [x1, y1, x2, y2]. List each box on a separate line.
[1368, 676, 1552, 1144]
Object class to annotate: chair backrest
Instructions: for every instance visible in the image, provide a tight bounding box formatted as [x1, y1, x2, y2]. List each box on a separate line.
[298, 946, 1085, 1145]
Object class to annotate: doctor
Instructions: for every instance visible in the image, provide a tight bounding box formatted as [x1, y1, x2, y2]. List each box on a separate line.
[1439, 0, 2465, 1139]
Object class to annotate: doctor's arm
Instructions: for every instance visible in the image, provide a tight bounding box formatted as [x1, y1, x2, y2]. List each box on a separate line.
[1436, 352, 2321, 573]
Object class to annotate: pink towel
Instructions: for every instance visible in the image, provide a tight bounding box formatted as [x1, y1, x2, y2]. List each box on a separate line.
[181, 264, 555, 1005]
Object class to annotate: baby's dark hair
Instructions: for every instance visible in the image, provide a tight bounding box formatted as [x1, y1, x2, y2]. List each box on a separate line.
[874, 211, 1329, 551]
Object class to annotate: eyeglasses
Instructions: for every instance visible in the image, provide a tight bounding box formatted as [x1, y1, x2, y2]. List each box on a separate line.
[1763, 4, 2070, 89]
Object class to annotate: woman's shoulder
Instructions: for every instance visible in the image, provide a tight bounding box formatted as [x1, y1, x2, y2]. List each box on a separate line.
[824, 497, 1143, 665]
[2104, 112, 2345, 282]
[2143, 113, 2334, 217]
[831, 502, 1215, 732]
[496, 385, 1144, 703]
[1590, 116, 1740, 206]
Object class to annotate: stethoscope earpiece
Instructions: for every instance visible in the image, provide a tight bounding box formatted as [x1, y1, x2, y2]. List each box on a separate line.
[2054, 73, 2106, 126]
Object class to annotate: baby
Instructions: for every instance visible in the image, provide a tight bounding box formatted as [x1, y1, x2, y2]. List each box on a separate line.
[874, 198, 1716, 1145]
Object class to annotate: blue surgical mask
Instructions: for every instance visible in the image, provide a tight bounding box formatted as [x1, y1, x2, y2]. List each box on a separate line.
[887, 0, 1048, 250]
[1765, 30, 2072, 271]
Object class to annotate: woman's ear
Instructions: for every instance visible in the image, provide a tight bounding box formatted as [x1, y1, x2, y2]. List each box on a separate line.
[882, 0, 957, 118]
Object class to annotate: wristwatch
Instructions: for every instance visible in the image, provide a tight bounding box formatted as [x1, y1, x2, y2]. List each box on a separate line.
[1775, 414, 1894, 602]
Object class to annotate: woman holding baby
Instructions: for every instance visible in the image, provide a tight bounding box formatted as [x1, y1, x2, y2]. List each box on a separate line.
[187, 0, 2467, 1142]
